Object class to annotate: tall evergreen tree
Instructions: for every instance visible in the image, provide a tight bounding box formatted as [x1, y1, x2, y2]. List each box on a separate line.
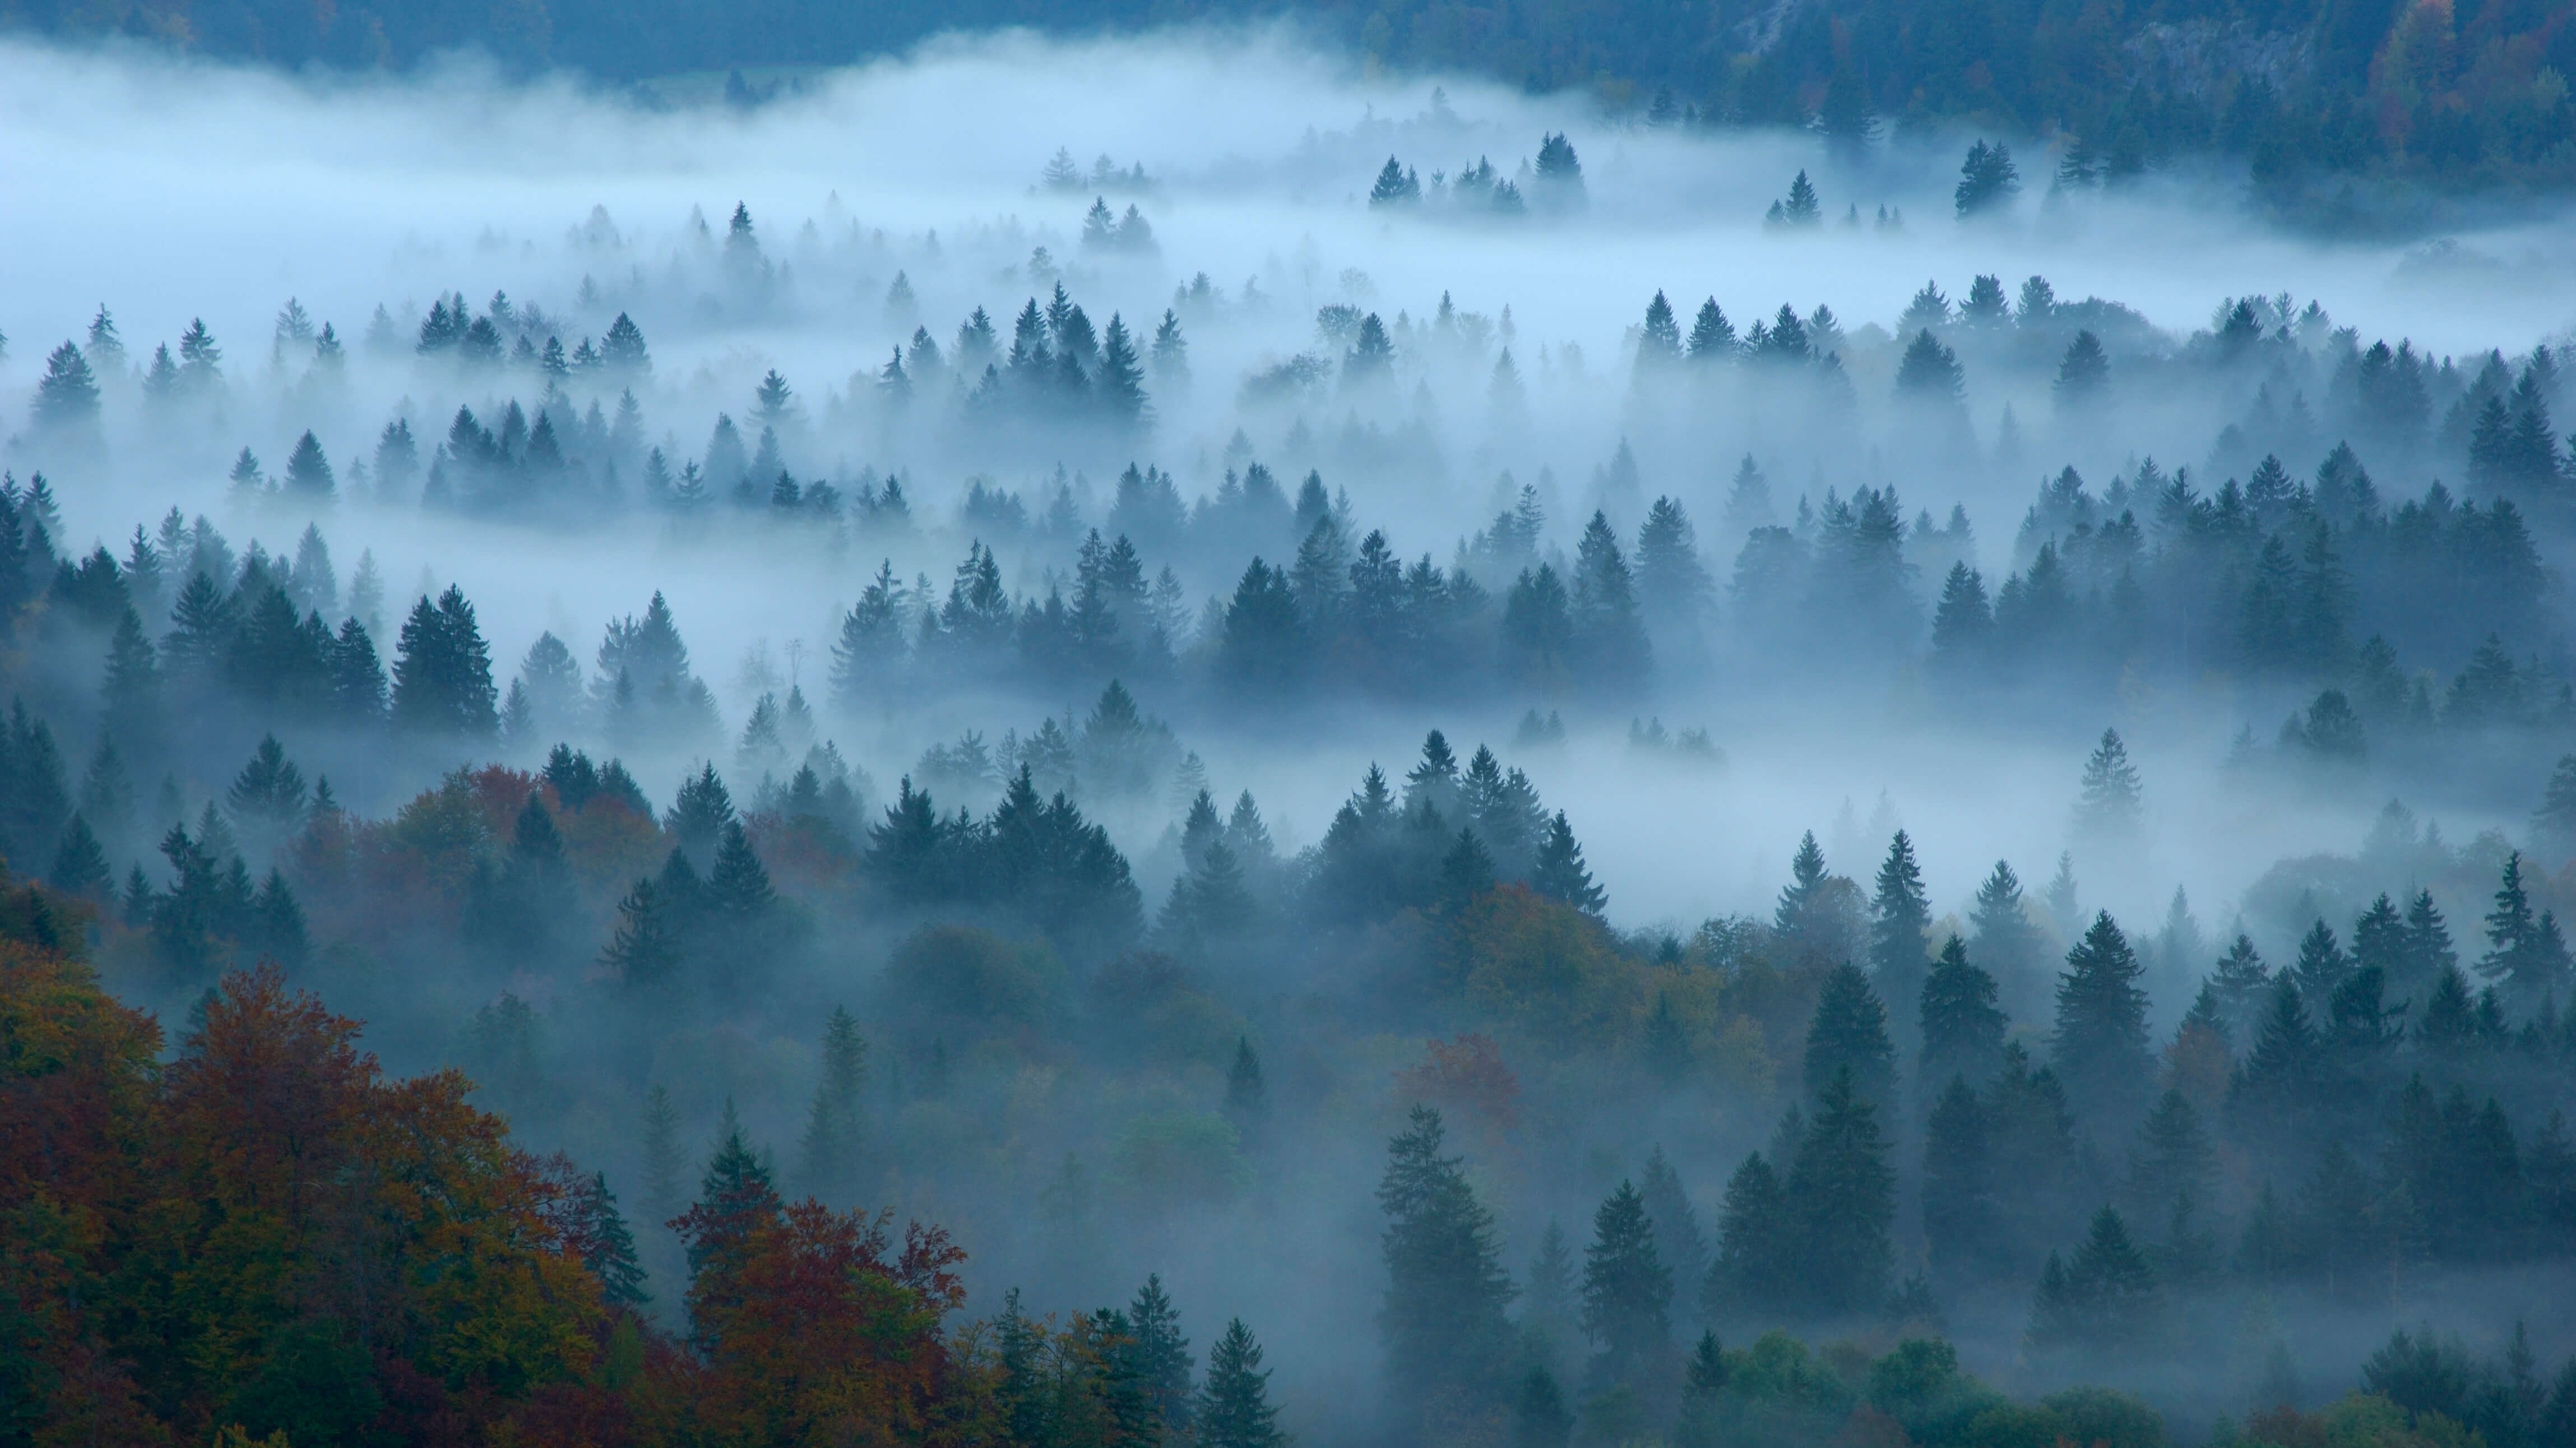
[1197, 1319, 1285, 1448]
[2074, 728, 2142, 840]
[1803, 961, 1896, 1108]
[1869, 830, 1933, 1034]
[1531, 811, 1606, 914]
[796, 1006, 867, 1204]
[1378, 1106, 1516, 1422]
[2052, 912, 2156, 1133]
[1786, 1067, 1896, 1317]
[1581, 1181, 1673, 1386]
[390, 585, 498, 736]
[1130, 1275, 1196, 1437]
[1918, 936, 2008, 1098]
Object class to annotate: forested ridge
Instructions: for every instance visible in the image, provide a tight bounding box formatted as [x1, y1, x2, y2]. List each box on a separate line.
[3, 0, 2573, 193]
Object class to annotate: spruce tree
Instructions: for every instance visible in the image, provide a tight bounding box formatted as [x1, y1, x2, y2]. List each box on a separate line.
[1378, 1106, 1516, 1421]
[1775, 831, 1831, 941]
[1869, 831, 1933, 1034]
[1131, 1275, 1196, 1436]
[1512, 1366, 1574, 1448]
[1918, 936, 2007, 1099]
[1787, 1068, 1896, 1317]
[1581, 1181, 1674, 1385]
[2536, 756, 2576, 862]
[1803, 961, 1896, 1108]
[2073, 728, 2142, 840]
[1637, 1146, 1708, 1312]
[1224, 1036, 1267, 1125]
[1921, 1075, 1993, 1278]
[1706, 1150, 1793, 1318]
[31, 341, 101, 432]
[579, 1171, 651, 1308]
[795, 1006, 867, 1204]
[641, 1083, 683, 1222]
[2051, 912, 2156, 1133]
[601, 878, 678, 988]
[390, 585, 498, 736]
[1531, 811, 1606, 914]
[1197, 1319, 1285, 1448]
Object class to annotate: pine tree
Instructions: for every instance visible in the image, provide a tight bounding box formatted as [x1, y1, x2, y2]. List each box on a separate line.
[1869, 831, 1933, 1032]
[1198, 1319, 1285, 1448]
[2053, 912, 2156, 1132]
[796, 1006, 867, 1204]
[1804, 961, 1897, 1107]
[1581, 1181, 1673, 1384]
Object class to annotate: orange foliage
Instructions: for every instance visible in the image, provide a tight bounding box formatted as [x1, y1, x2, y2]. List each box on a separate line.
[680, 1202, 967, 1441]
[1448, 883, 1645, 1050]
[1394, 1033, 1522, 1141]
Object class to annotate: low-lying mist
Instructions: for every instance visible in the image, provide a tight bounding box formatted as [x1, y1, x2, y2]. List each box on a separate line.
[6, 22, 2576, 1448]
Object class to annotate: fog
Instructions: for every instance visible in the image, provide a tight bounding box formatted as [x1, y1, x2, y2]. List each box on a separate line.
[6, 22, 2576, 1447]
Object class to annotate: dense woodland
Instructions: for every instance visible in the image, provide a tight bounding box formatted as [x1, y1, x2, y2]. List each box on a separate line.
[6, 113, 2576, 1443]
[4, 0, 2573, 196]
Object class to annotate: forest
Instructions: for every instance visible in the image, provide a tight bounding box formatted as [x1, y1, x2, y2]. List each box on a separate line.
[4, 0, 2574, 198]
[3, 35, 2576, 1448]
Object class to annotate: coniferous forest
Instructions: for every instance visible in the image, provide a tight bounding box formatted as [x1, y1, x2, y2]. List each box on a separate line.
[4, 28, 2576, 1448]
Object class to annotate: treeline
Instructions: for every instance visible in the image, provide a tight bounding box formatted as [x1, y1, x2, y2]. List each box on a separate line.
[8, 0, 2572, 193]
